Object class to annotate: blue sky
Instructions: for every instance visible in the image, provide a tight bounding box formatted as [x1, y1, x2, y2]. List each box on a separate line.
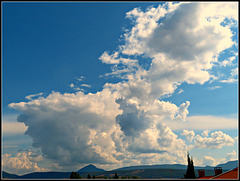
[2, 2, 238, 175]
[3, 2, 157, 114]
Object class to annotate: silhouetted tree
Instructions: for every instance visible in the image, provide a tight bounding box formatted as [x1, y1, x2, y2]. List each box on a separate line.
[184, 152, 196, 179]
[70, 172, 81, 179]
[70, 172, 75, 179]
[113, 173, 119, 179]
[87, 174, 92, 179]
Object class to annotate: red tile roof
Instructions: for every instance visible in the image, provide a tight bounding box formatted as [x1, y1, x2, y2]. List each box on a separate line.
[211, 167, 238, 180]
[198, 176, 214, 179]
[198, 167, 239, 180]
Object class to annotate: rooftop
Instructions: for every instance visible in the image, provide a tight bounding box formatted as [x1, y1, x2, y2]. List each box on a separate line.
[198, 167, 238, 180]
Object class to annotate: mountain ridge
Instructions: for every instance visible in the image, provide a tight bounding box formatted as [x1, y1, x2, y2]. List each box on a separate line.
[113, 160, 238, 171]
[2, 160, 238, 179]
[77, 164, 105, 173]
[216, 160, 238, 170]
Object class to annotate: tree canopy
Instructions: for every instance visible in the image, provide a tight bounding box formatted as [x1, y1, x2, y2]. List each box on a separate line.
[184, 152, 196, 179]
[113, 173, 119, 179]
[70, 172, 81, 179]
[87, 174, 92, 179]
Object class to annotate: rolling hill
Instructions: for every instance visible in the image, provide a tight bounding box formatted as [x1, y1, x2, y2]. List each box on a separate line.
[114, 160, 238, 171]
[2, 171, 19, 179]
[2, 160, 238, 179]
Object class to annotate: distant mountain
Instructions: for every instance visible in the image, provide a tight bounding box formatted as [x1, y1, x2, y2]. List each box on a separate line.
[114, 163, 212, 171]
[216, 160, 238, 170]
[2, 171, 19, 179]
[113, 160, 238, 172]
[114, 164, 185, 171]
[77, 164, 105, 173]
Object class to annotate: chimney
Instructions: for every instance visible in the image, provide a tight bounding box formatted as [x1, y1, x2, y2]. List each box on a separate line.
[214, 167, 222, 176]
[198, 169, 205, 178]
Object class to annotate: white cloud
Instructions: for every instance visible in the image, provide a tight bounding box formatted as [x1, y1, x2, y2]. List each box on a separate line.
[2, 150, 48, 175]
[194, 131, 235, 149]
[127, 123, 188, 160]
[226, 150, 237, 161]
[77, 76, 85, 81]
[177, 89, 184, 94]
[199, 149, 237, 167]
[2, 121, 27, 135]
[219, 67, 238, 83]
[99, 51, 139, 79]
[213, 150, 238, 167]
[181, 129, 195, 142]
[201, 130, 210, 137]
[74, 87, 84, 91]
[207, 86, 221, 90]
[202, 156, 216, 166]
[121, 3, 180, 55]
[2, 114, 28, 135]
[25, 93, 43, 100]
[220, 78, 238, 83]
[81, 84, 92, 88]
[164, 115, 238, 130]
[235, 136, 238, 141]
[230, 67, 238, 77]
[225, 150, 237, 161]
[99, 51, 120, 64]
[174, 101, 190, 122]
[219, 52, 238, 67]
[123, 2, 236, 64]
[70, 83, 88, 91]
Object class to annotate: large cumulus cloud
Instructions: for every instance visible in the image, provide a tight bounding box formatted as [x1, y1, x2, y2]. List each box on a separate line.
[9, 89, 190, 168]
[9, 90, 122, 166]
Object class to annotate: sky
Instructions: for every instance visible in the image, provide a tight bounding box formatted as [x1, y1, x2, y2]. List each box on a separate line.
[2, 1, 239, 175]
